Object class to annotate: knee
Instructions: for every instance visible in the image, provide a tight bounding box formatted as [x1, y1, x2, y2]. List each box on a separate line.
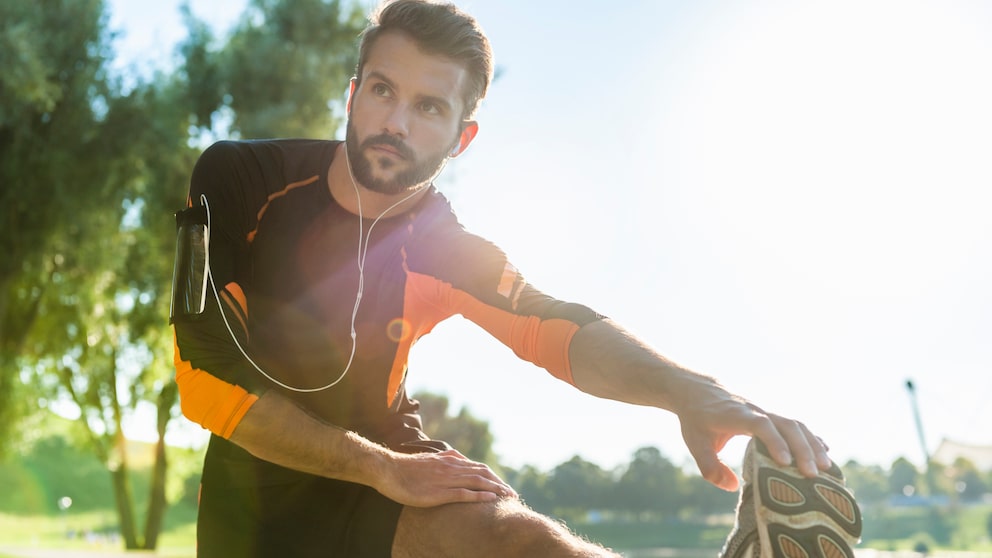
[486, 498, 612, 556]
[490, 498, 555, 537]
[395, 498, 618, 558]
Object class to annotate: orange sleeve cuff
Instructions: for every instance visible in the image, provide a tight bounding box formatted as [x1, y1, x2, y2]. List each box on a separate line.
[173, 331, 258, 439]
[404, 271, 581, 385]
[502, 315, 580, 385]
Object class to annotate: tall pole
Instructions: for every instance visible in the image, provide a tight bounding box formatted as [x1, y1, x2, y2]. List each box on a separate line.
[905, 379, 934, 495]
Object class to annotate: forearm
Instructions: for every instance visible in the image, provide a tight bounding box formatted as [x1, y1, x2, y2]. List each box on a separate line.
[569, 319, 832, 488]
[228, 390, 389, 486]
[568, 319, 733, 414]
[227, 389, 515, 507]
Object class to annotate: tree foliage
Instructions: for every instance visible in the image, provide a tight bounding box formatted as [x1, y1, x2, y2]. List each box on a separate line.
[181, 0, 364, 139]
[546, 455, 613, 519]
[614, 446, 682, 518]
[414, 391, 497, 465]
[948, 457, 989, 502]
[1, 0, 365, 549]
[0, 0, 123, 449]
[889, 456, 921, 497]
[842, 460, 889, 506]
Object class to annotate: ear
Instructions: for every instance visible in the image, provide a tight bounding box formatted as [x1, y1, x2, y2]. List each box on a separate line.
[347, 77, 357, 114]
[449, 121, 479, 158]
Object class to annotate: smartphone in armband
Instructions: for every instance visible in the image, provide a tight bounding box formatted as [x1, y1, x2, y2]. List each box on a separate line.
[170, 205, 210, 323]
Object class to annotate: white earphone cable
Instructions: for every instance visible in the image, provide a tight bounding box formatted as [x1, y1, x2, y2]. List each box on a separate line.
[200, 142, 437, 393]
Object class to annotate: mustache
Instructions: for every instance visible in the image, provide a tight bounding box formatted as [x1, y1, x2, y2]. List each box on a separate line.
[360, 133, 414, 159]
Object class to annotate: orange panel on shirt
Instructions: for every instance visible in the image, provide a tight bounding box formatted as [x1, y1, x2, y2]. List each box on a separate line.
[173, 329, 258, 439]
[390, 270, 579, 406]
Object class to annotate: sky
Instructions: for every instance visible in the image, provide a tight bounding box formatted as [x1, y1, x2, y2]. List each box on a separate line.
[107, 0, 992, 474]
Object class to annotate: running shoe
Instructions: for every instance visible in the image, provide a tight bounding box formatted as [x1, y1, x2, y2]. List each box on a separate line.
[720, 438, 863, 558]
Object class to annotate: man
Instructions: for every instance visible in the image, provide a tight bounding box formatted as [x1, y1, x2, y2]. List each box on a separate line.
[171, 1, 862, 556]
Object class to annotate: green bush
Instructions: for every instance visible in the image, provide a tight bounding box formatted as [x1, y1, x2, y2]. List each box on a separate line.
[0, 436, 112, 513]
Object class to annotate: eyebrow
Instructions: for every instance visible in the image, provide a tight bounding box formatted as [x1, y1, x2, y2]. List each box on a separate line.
[365, 70, 455, 114]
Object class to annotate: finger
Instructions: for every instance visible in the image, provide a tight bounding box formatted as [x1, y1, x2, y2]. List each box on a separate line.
[408, 485, 502, 508]
[438, 451, 499, 474]
[443, 487, 504, 504]
[455, 472, 518, 499]
[447, 464, 510, 486]
[384, 459, 504, 506]
[398, 472, 512, 507]
[682, 429, 739, 492]
[748, 414, 792, 465]
[434, 454, 498, 477]
[810, 432, 832, 471]
[693, 450, 739, 492]
[704, 460, 739, 492]
[817, 436, 831, 453]
[439, 448, 470, 460]
[420, 468, 516, 505]
[766, 416, 823, 478]
[439, 457, 517, 497]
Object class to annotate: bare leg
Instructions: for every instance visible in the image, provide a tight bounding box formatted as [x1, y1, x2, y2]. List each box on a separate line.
[392, 497, 620, 558]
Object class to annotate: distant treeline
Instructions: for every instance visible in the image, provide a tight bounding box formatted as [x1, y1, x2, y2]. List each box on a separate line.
[4, 426, 989, 522]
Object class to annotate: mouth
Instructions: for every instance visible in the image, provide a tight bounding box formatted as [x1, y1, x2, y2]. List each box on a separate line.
[368, 142, 407, 160]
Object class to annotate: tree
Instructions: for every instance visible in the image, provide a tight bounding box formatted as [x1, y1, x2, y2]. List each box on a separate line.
[0, 0, 127, 452]
[842, 460, 889, 506]
[889, 457, 921, 498]
[4, 0, 366, 549]
[546, 455, 613, 520]
[26, 77, 195, 548]
[678, 473, 737, 518]
[507, 464, 554, 515]
[181, 0, 365, 139]
[947, 457, 987, 503]
[0, 0, 201, 547]
[614, 446, 682, 519]
[413, 391, 497, 465]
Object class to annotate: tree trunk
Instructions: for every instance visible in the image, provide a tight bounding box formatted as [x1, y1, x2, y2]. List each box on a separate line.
[110, 460, 140, 549]
[142, 382, 177, 549]
[141, 434, 168, 549]
[109, 361, 140, 549]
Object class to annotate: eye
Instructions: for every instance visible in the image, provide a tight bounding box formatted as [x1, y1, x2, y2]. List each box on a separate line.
[419, 101, 441, 115]
[371, 83, 392, 97]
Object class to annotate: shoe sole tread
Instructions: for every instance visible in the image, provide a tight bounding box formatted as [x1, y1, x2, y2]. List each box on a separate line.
[750, 440, 863, 558]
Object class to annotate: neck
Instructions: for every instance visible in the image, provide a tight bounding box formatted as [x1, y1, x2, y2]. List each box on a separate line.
[328, 143, 429, 219]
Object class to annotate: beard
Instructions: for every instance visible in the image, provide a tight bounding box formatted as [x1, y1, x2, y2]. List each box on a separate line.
[344, 119, 451, 195]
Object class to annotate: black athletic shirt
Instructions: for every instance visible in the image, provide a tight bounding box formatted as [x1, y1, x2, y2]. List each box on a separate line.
[172, 138, 604, 451]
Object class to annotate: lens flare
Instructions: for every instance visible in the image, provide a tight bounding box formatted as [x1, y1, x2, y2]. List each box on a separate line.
[386, 318, 412, 343]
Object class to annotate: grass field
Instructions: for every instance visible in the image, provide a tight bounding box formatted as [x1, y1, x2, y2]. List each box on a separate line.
[1, 504, 990, 557]
[0, 511, 195, 558]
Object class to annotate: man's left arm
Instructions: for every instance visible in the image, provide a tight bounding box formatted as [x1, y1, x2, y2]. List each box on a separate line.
[425, 231, 830, 489]
[567, 318, 832, 491]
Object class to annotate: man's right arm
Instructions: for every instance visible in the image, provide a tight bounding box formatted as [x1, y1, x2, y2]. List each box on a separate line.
[226, 390, 516, 507]
[174, 313, 514, 507]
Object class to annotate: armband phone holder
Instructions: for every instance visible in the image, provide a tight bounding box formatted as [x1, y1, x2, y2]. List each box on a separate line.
[169, 205, 209, 323]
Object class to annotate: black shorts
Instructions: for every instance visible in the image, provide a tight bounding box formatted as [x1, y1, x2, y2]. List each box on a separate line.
[196, 437, 404, 558]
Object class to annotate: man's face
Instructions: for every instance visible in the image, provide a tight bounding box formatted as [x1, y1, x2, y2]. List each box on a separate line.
[346, 31, 469, 195]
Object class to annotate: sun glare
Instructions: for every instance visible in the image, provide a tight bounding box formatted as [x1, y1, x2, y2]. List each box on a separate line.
[659, 2, 992, 302]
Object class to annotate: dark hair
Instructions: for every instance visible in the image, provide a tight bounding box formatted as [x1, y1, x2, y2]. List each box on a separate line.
[356, 0, 493, 120]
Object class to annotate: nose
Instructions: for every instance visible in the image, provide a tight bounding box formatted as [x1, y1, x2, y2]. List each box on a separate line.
[382, 103, 410, 138]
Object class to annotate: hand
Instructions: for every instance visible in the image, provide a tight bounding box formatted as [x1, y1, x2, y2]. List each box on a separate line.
[678, 389, 833, 492]
[373, 449, 518, 508]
